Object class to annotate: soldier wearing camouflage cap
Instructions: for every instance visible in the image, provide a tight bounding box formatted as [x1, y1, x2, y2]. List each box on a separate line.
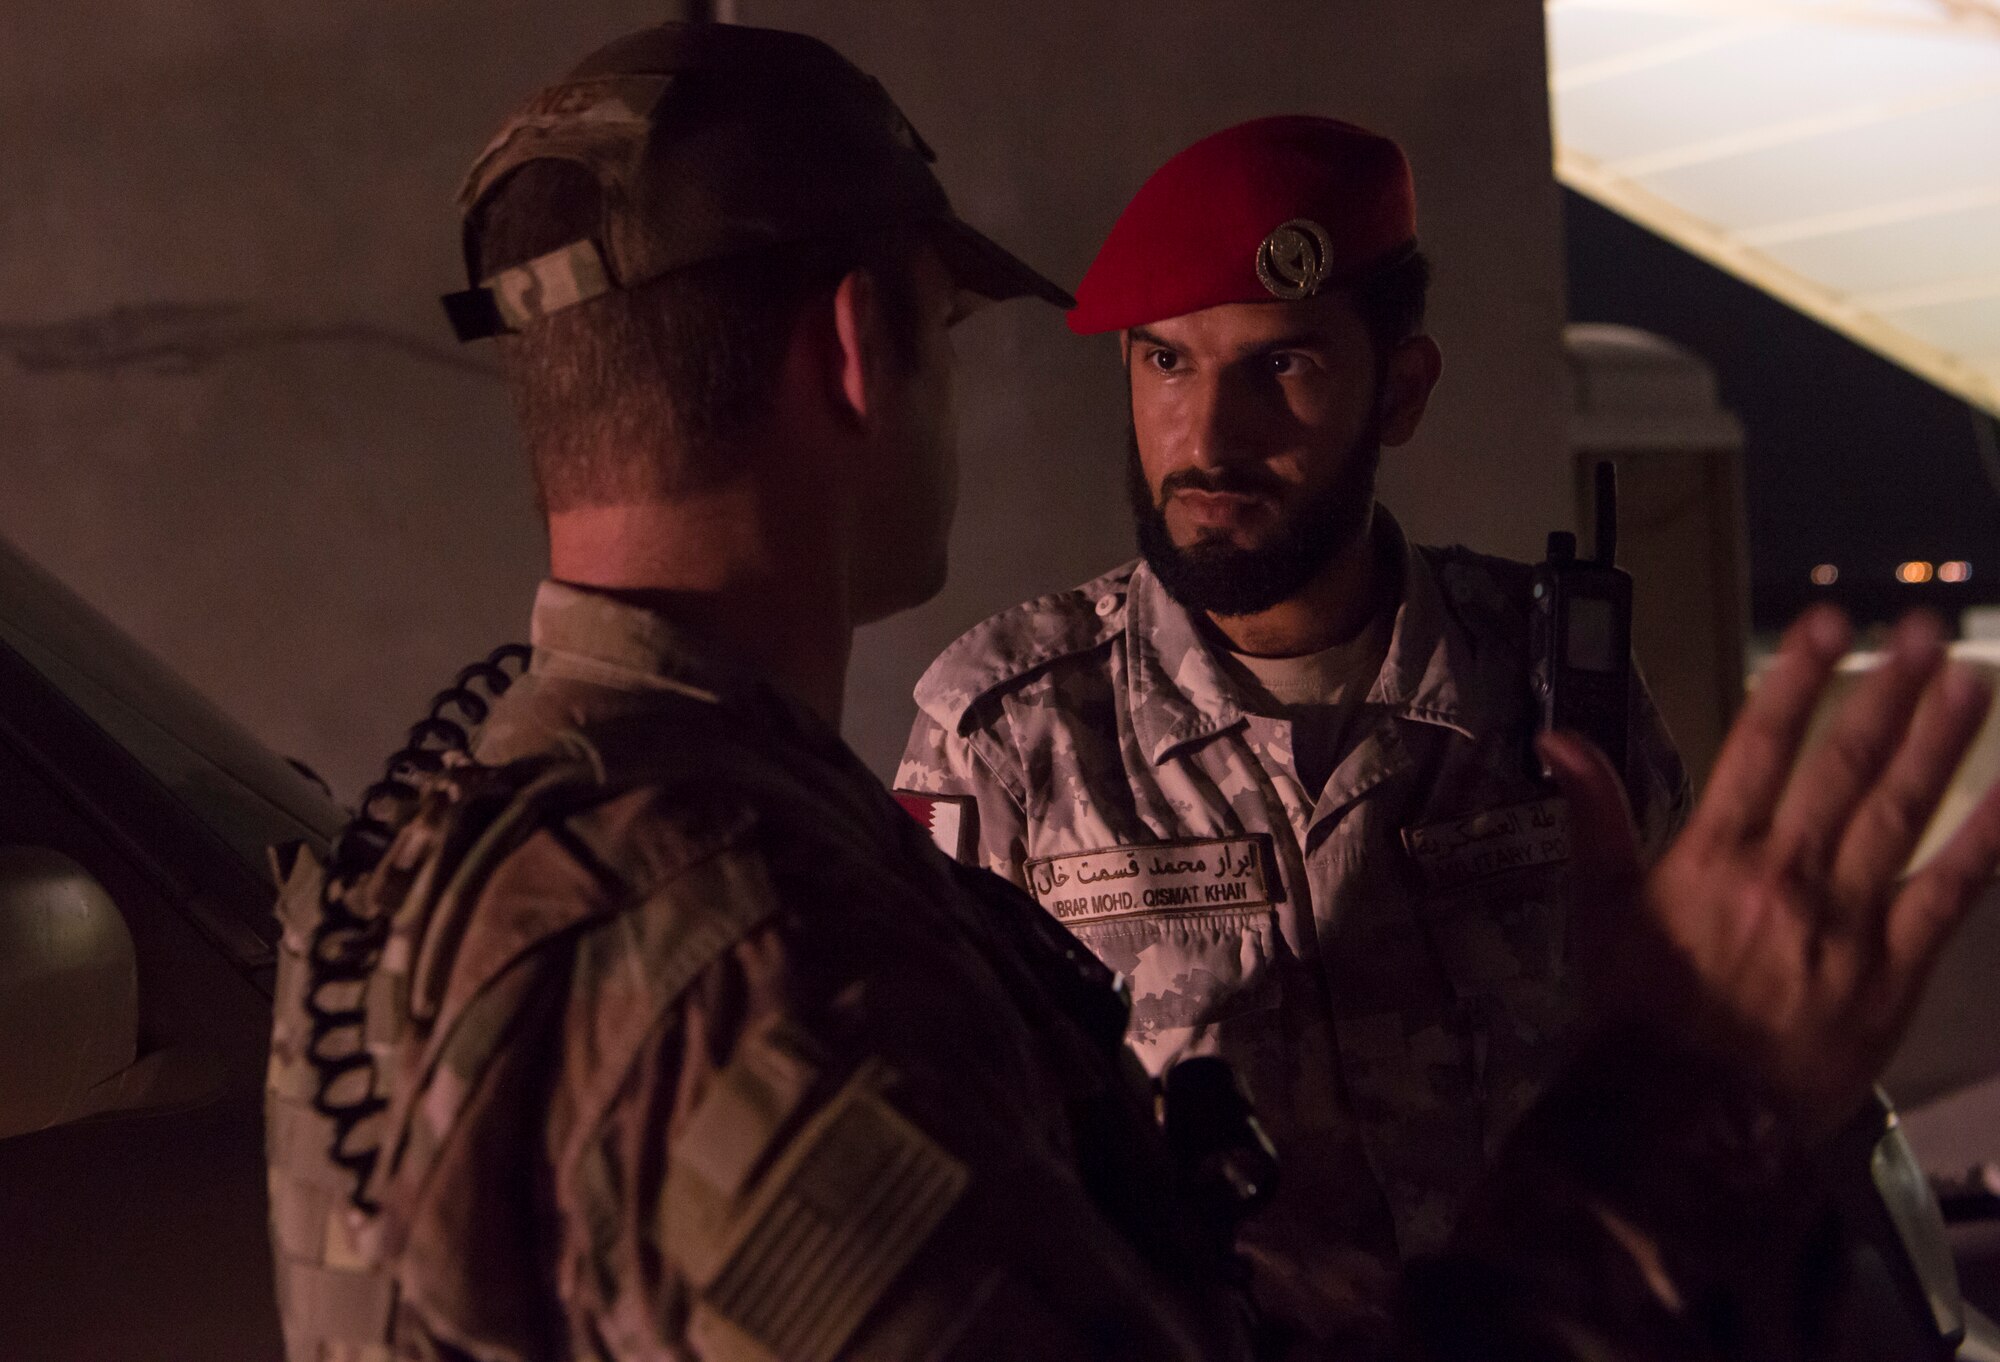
[260, 22, 1269, 1362]
[258, 19, 2000, 1362]
[895, 116, 1691, 1332]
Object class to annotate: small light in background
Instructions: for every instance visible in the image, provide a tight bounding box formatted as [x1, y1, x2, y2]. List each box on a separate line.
[1811, 563, 1839, 586]
[1898, 561, 1936, 584]
[1940, 561, 1973, 583]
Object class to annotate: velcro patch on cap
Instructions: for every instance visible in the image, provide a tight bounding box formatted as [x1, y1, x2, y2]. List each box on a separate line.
[458, 74, 675, 209]
[1024, 836, 1280, 926]
[893, 792, 976, 863]
[674, 1065, 967, 1362]
[1402, 797, 1570, 892]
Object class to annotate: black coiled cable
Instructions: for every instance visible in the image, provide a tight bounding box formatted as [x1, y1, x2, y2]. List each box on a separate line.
[302, 642, 533, 1212]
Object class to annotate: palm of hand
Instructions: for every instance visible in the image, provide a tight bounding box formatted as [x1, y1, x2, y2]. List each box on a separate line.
[1546, 609, 2000, 1142]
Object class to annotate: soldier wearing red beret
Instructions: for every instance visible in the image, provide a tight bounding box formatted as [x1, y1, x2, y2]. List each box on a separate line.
[897, 115, 1693, 1339]
[254, 25, 2000, 1354]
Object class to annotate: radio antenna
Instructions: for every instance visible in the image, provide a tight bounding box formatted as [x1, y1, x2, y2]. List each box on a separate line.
[1593, 460, 1618, 568]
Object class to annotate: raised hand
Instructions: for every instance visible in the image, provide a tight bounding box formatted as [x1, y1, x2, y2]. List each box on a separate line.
[1541, 606, 2000, 1140]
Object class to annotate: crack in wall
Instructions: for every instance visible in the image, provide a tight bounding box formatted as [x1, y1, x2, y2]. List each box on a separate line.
[0, 303, 500, 381]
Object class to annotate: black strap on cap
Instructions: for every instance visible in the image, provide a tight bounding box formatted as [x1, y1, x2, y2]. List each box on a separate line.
[441, 287, 507, 343]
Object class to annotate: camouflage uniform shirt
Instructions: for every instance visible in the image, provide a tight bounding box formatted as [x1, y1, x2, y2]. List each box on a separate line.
[263, 591, 1865, 1362]
[896, 517, 1690, 1285]
[265, 582, 1252, 1362]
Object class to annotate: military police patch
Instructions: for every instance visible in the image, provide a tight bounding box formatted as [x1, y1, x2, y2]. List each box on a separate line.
[1402, 798, 1571, 892]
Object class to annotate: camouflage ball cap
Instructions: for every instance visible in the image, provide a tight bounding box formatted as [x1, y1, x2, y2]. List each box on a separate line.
[443, 22, 1073, 341]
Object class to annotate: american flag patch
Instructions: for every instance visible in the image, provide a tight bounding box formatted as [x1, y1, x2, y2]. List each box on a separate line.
[892, 793, 975, 863]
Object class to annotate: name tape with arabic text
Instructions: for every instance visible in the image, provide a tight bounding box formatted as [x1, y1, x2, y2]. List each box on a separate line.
[1024, 836, 1280, 926]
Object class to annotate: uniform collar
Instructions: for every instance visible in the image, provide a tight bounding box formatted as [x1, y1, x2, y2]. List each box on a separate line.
[475, 580, 832, 765]
[1125, 511, 1481, 766]
[1125, 558, 1249, 764]
[525, 579, 736, 701]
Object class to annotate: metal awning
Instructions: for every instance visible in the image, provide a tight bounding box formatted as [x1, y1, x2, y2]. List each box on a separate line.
[1548, 0, 2000, 417]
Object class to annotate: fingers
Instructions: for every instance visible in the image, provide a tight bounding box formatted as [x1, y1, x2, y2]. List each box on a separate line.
[1538, 731, 1642, 905]
[1832, 659, 1992, 902]
[1771, 613, 1948, 878]
[1699, 606, 1852, 846]
[1887, 731, 2000, 982]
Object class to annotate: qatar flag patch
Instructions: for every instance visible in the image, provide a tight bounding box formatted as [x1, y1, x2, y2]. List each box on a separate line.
[893, 792, 977, 863]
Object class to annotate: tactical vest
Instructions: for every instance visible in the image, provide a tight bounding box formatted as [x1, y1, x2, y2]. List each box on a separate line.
[266, 754, 639, 1362]
[264, 696, 1204, 1362]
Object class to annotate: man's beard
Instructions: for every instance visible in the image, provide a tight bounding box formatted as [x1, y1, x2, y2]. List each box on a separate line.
[1128, 419, 1383, 618]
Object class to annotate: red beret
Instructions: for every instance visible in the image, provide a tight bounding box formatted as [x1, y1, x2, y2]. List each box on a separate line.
[1066, 115, 1417, 335]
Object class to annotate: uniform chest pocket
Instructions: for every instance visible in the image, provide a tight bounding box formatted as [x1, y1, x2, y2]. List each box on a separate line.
[1401, 798, 1573, 997]
[1024, 837, 1286, 1070]
[1054, 909, 1280, 1079]
[1406, 875, 1578, 1143]
[1412, 878, 1568, 996]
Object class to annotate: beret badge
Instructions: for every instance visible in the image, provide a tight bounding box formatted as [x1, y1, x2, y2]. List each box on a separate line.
[1254, 218, 1335, 300]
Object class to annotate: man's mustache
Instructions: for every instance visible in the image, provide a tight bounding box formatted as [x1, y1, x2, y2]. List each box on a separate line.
[1156, 465, 1288, 503]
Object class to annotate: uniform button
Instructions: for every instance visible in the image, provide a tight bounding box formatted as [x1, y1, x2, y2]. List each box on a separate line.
[1095, 595, 1120, 618]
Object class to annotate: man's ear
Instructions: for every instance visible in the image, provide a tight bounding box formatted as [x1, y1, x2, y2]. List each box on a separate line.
[1378, 334, 1443, 448]
[831, 265, 887, 429]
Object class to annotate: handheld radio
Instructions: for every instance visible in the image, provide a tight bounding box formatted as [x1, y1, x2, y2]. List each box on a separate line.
[1530, 461, 1633, 776]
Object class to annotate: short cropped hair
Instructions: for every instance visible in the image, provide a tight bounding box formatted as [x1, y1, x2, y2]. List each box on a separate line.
[470, 158, 926, 513]
[1349, 248, 1432, 355]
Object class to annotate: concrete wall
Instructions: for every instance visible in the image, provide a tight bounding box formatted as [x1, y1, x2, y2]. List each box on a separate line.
[0, 6, 1565, 1359]
[747, 0, 1574, 774]
[0, 2, 1570, 797]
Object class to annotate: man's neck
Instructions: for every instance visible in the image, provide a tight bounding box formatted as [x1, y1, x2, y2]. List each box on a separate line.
[546, 492, 853, 726]
[1204, 510, 1391, 659]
